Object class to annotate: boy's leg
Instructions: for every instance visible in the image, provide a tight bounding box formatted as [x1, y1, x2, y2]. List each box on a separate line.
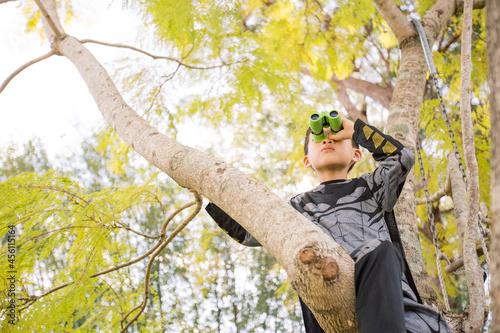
[351, 239, 406, 333]
[298, 297, 325, 333]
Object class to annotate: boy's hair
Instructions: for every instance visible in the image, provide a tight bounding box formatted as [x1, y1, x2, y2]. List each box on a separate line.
[304, 127, 360, 173]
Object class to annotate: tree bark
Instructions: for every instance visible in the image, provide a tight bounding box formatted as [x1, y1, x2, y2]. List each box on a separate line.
[486, 0, 500, 331]
[449, 152, 485, 332]
[374, 0, 436, 306]
[332, 80, 368, 123]
[459, 1, 487, 331]
[35, 0, 358, 331]
[330, 75, 393, 111]
[373, 0, 480, 314]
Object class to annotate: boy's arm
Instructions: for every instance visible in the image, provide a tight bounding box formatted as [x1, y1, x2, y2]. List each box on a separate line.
[205, 203, 261, 247]
[352, 119, 415, 212]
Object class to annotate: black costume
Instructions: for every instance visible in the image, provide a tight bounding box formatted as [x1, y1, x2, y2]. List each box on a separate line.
[206, 119, 452, 333]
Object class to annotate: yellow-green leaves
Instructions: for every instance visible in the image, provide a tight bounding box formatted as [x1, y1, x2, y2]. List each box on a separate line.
[0, 171, 165, 331]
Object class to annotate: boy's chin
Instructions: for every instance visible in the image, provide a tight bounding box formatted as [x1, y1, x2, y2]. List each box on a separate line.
[315, 165, 350, 173]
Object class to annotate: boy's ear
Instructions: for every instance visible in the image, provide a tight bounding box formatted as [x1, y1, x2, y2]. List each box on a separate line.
[303, 156, 312, 169]
[352, 148, 362, 162]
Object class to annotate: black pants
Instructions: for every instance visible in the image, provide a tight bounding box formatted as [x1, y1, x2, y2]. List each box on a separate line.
[299, 241, 406, 333]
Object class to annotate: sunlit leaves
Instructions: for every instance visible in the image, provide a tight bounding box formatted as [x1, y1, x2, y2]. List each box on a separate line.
[0, 170, 167, 331]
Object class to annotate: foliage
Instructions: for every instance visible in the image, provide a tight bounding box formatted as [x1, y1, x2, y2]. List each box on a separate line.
[0, 140, 302, 332]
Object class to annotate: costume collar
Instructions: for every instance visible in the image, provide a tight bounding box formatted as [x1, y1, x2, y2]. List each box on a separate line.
[320, 179, 349, 186]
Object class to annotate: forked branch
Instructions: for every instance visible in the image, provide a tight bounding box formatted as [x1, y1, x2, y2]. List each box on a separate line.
[371, 0, 414, 43]
[120, 192, 202, 332]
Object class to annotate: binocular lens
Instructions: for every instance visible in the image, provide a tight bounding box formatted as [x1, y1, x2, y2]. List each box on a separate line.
[329, 111, 338, 118]
[311, 114, 320, 120]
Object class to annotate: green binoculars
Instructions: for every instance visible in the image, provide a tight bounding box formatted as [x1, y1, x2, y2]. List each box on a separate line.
[309, 110, 343, 142]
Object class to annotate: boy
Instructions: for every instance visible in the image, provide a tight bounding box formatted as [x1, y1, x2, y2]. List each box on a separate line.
[205, 114, 452, 333]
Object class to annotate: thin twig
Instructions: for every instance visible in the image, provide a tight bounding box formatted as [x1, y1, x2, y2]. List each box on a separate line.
[98, 277, 125, 316]
[78, 39, 233, 70]
[18, 225, 100, 246]
[25, 185, 90, 205]
[114, 221, 158, 239]
[120, 192, 202, 332]
[0, 50, 56, 94]
[416, 165, 451, 205]
[438, 30, 462, 53]
[143, 64, 182, 116]
[19, 282, 74, 311]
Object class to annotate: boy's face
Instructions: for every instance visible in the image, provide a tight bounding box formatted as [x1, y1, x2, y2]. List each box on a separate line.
[303, 127, 361, 175]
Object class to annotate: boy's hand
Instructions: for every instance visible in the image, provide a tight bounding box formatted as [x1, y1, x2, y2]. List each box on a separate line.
[329, 112, 355, 141]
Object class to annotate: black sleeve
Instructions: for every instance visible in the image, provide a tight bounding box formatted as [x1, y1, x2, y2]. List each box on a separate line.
[352, 118, 405, 161]
[353, 119, 415, 212]
[205, 203, 261, 247]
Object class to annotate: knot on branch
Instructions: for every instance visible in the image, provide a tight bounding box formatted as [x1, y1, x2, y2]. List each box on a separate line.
[298, 245, 339, 282]
[399, 34, 421, 50]
[50, 34, 69, 56]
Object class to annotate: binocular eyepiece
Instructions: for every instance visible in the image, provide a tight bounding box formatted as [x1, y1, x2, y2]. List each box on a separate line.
[309, 110, 343, 142]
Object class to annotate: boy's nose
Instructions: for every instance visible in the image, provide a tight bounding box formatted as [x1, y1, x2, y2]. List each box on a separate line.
[323, 130, 335, 142]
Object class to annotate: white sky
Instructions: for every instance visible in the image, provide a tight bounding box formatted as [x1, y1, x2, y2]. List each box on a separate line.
[0, 0, 314, 192]
[0, 0, 142, 159]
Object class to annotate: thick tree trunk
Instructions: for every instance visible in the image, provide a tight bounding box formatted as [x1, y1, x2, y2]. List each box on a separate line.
[371, 0, 461, 307]
[487, 0, 500, 331]
[36, 0, 357, 331]
[385, 35, 438, 304]
[459, 1, 487, 331]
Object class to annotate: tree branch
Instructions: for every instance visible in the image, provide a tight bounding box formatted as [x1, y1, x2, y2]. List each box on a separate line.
[79, 39, 240, 70]
[416, 168, 451, 205]
[371, 0, 415, 43]
[438, 29, 462, 53]
[455, 0, 486, 13]
[120, 192, 202, 332]
[19, 225, 100, 245]
[330, 75, 393, 110]
[444, 243, 488, 273]
[459, 0, 487, 328]
[0, 50, 56, 94]
[332, 81, 368, 122]
[487, 0, 500, 328]
[422, 0, 457, 40]
[34, 0, 64, 39]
